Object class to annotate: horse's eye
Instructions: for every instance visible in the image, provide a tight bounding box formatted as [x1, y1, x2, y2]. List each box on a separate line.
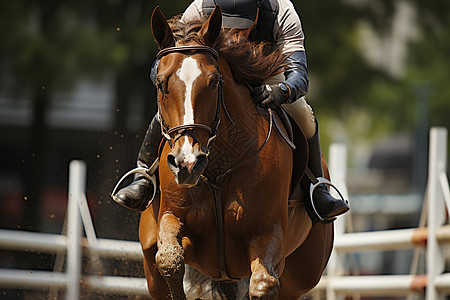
[155, 76, 167, 94]
[210, 75, 221, 89]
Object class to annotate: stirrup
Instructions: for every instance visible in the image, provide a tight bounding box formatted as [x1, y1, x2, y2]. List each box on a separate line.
[309, 177, 348, 223]
[111, 158, 159, 210]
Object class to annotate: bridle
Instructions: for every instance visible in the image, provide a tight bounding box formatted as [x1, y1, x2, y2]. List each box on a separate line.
[154, 46, 283, 186]
[155, 46, 227, 154]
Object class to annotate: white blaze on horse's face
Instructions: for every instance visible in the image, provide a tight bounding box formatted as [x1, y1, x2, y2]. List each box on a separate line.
[175, 56, 202, 169]
[176, 56, 202, 124]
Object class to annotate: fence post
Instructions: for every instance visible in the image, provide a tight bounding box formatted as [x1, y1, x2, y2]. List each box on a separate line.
[66, 160, 86, 300]
[426, 127, 447, 300]
[327, 143, 349, 300]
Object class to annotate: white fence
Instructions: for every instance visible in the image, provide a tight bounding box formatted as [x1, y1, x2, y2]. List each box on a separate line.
[0, 160, 149, 299]
[313, 127, 450, 300]
[0, 127, 449, 299]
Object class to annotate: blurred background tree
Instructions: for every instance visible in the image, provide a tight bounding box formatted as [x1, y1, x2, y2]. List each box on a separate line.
[0, 0, 157, 231]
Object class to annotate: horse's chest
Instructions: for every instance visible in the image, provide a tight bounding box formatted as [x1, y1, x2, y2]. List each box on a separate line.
[184, 188, 215, 226]
[206, 115, 263, 177]
[183, 186, 253, 238]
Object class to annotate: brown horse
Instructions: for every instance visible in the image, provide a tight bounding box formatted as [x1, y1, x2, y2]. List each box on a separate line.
[139, 6, 333, 299]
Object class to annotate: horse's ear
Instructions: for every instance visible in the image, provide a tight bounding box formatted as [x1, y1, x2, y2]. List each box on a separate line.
[241, 8, 259, 39]
[199, 5, 222, 46]
[151, 6, 175, 49]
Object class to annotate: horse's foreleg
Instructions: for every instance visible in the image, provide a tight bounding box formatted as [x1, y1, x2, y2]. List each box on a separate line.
[248, 224, 285, 299]
[156, 212, 186, 300]
[140, 209, 172, 299]
[142, 244, 172, 299]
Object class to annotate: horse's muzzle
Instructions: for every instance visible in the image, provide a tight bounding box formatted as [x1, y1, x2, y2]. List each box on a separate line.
[167, 151, 208, 186]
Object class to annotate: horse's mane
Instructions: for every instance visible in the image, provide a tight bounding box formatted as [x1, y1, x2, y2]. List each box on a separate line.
[167, 14, 286, 85]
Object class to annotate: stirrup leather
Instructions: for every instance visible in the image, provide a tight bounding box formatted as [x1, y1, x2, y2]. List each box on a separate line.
[111, 158, 159, 210]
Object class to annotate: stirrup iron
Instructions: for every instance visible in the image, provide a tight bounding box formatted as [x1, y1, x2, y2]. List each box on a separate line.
[111, 158, 159, 210]
[309, 177, 347, 223]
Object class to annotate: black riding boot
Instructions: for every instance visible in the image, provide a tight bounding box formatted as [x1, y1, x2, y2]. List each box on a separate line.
[303, 121, 350, 222]
[112, 114, 162, 211]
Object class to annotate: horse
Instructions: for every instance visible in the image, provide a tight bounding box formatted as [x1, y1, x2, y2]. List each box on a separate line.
[138, 6, 334, 299]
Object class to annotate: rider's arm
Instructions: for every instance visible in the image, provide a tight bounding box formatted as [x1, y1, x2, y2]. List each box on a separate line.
[283, 51, 309, 103]
[274, 0, 309, 103]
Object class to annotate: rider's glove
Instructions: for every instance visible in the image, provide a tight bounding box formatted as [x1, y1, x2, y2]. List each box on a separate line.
[252, 82, 290, 109]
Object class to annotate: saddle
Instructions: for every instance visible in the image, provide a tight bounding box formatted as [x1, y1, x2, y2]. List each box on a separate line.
[272, 107, 330, 224]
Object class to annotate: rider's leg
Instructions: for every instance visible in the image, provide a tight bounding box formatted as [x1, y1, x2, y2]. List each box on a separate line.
[112, 114, 162, 211]
[283, 99, 349, 222]
[282, 98, 316, 139]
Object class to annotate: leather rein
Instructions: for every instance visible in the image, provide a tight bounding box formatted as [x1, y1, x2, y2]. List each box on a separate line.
[155, 46, 280, 180]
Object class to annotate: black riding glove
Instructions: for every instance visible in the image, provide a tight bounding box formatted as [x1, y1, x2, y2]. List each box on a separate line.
[252, 84, 287, 109]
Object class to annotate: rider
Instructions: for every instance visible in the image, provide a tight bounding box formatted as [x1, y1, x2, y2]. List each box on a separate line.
[112, 0, 349, 222]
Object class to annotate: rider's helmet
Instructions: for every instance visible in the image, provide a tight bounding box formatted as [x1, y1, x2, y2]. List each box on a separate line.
[213, 0, 264, 29]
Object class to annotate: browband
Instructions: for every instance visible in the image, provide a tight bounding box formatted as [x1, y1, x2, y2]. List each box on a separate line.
[156, 46, 219, 61]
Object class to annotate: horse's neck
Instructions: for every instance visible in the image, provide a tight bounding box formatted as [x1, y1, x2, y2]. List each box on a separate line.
[215, 59, 267, 150]
[219, 58, 257, 122]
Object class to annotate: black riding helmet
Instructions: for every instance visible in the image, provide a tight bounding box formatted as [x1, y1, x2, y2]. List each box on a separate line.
[150, 0, 266, 85]
[214, 0, 265, 29]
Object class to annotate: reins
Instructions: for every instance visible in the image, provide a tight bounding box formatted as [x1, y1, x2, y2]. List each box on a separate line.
[203, 108, 274, 184]
[156, 46, 280, 281]
[155, 45, 279, 184]
[112, 45, 285, 280]
[112, 46, 293, 216]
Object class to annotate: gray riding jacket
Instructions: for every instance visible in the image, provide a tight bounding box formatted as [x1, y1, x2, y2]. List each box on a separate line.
[151, 0, 309, 102]
[182, 0, 308, 102]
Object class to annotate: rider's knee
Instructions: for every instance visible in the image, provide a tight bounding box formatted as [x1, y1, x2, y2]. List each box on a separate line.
[283, 97, 316, 138]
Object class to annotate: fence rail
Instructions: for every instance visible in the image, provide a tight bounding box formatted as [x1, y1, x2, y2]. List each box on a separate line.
[0, 269, 149, 296]
[0, 228, 143, 259]
[0, 160, 147, 299]
[0, 127, 449, 299]
[313, 127, 450, 300]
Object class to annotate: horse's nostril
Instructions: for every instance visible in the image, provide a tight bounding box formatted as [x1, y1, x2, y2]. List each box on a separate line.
[167, 153, 179, 174]
[193, 153, 208, 174]
[167, 151, 208, 186]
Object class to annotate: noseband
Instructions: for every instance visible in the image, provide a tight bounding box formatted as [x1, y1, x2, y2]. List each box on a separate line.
[155, 46, 226, 153]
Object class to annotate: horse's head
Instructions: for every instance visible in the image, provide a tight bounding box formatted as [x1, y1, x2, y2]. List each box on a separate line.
[151, 6, 223, 187]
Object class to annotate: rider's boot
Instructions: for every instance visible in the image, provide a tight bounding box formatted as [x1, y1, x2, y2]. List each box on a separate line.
[302, 120, 349, 222]
[112, 114, 162, 211]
